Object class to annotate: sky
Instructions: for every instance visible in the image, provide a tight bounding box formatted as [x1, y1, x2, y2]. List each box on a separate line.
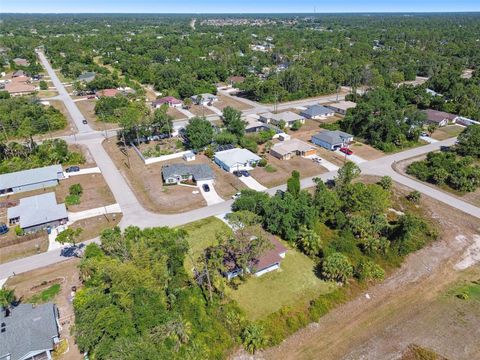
[1, 0, 479, 13]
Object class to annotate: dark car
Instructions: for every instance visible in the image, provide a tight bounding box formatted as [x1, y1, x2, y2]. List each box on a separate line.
[82, 119, 88, 124]
[66, 166, 80, 173]
[202, 183, 210, 192]
[233, 171, 242, 177]
[0, 223, 9, 235]
[240, 170, 250, 177]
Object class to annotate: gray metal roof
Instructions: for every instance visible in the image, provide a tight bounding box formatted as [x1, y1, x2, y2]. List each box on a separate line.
[162, 163, 215, 182]
[214, 148, 261, 168]
[300, 105, 333, 117]
[77, 71, 96, 82]
[7, 192, 68, 229]
[0, 165, 63, 191]
[259, 111, 304, 123]
[0, 303, 59, 360]
[312, 130, 353, 145]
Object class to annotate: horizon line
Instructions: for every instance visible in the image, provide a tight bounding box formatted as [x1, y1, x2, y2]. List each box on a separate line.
[2, 11, 480, 15]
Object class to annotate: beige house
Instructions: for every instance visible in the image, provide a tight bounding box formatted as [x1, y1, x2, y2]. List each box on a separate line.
[270, 139, 317, 160]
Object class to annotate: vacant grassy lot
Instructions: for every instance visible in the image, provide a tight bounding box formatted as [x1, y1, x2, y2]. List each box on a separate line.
[181, 216, 232, 273]
[350, 141, 384, 160]
[227, 249, 334, 320]
[189, 104, 215, 117]
[431, 125, 464, 141]
[69, 213, 122, 243]
[167, 107, 187, 120]
[76, 99, 120, 131]
[215, 95, 253, 111]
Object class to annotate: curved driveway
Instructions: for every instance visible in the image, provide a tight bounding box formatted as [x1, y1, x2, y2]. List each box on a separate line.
[0, 53, 478, 280]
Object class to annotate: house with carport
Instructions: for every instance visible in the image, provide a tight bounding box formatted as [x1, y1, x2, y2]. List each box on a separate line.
[258, 111, 305, 128]
[300, 105, 335, 119]
[162, 163, 214, 185]
[326, 101, 357, 115]
[270, 139, 317, 160]
[214, 148, 261, 173]
[311, 130, 354, 151]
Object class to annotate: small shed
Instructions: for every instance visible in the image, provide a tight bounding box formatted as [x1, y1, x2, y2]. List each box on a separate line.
[183, 151, 196, 162]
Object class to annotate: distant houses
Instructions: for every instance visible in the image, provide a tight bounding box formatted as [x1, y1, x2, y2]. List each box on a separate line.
[423, 109, 457, 127]
[258, 111, 305, 128]
[162, 163, 215, 185]
[0, 165, 64, 196]
[214, 148, 261, 173]
[0, 303, 60, 360]
[311, 130, 354, 151]
[152, 96, 183, 108]
[191, 93, 218, 106]
[8, 192, 68, 233]
[270, 139, 316, 160]
[300, 105, 335, 120]
[326, 101, 357, 115]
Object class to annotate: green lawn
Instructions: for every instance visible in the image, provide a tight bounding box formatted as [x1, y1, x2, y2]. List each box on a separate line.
[431, 125, 464, 141]
[181, 217, 232, 274]
[28, 284, 61, 304]
[226, 249, 334, 321]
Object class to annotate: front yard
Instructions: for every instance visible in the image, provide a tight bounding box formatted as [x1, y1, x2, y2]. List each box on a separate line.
[431, 124, 465, 141]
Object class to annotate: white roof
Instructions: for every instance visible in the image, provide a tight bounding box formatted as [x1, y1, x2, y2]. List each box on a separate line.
[8, 192, 68, 229]
[271, 139, 315, 156]
[260, 111, 304, 122]
[214, 148, 261, 168]
[0, 164, 63, 190]
[327, 101, 357, 111]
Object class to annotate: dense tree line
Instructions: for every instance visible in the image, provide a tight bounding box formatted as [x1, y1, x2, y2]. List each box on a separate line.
[0, 95, 67, 140]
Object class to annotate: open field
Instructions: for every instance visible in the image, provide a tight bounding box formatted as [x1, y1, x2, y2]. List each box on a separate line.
[69, 213, 122, 242]
[227, 248, 334, 321]
[76, 99, 120, 131]
[5, 259, 83, 360]
[395, 154, 480, 207]
[349, 141, 384, 160]
[251, 154, 328, 188]
[255, 178, 480, 360]
[189, 104, 215, 117]
[215, 94, 253, 111]
[104, 140, 245, 212]
[431, 124, 464, 141]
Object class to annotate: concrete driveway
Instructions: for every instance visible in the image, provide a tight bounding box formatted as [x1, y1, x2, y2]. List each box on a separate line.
[197, 180, 224, 205]
[239, 175, 267, 191]
[420, 135, 438, 143]
[334, 149, 366, 164]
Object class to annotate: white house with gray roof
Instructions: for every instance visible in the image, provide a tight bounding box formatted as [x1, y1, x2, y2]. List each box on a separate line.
[259, 111, 305, 128]
[0, 165, 64, 196]
[311, 130, 354, 151]
[300, 105, 335, 119]
[162, 163, 215, 184]
[0, 303, 60, 360]
[7, 192, 68, 233]
[214, 148, 261, 172]
[191, 93, 218, 106]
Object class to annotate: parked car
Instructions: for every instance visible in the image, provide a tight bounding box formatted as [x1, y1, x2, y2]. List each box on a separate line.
[340, 147, 353, 155]
[87, 95, 96, 99]
[0, 223, 8, 235]
[240, 170, 250, 177]
[202, 183, 210, 192]
[421, 132, 429, 137]
[232, 192, 241, 200]
[66, 166, 80, 173]
[233, 171, 242, 177]
[82, 119, 88, 124]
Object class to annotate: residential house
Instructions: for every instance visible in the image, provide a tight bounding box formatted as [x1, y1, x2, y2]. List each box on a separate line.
[423, 109, 457, 127]
[300, 105, 335, 119]
[326, 101, 357, 115]
[258, 111, 305, 128]
[225, 234, 287, 280]
[191, 93, 218, 106]
[0, 303, 60, 360]
[8, 192, 68, 233]
[0, 164, 64, 196]
[311, 130, 354, 150]
[77, 71, 96, 83]
[152, 96, 183, 108]
[5, 76, 36, 96]
[244, 115, 274, 133]
[95, 88, 119, 98]
[455, 116, 480, 127]
[270, 139, 317, 160]
[214, 148, 261, 173]
[162, 163, 214, 184]
[12, 58, 30, 67]
[12, 70, 25, 78]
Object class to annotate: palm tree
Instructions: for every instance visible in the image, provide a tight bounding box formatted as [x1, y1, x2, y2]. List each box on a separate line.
[0, 289, 15, 308]
[241, 323, 267, 354]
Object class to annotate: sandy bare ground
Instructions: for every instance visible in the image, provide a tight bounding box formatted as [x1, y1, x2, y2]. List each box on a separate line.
[238, 183, 480, 360]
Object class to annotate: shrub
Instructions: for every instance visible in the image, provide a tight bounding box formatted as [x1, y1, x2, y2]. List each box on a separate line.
[406, 190, 421, 203]
[15, 226, 24, 236]
[65, 194, 81, 206]
[320, 252, 353, 283]
[354, 259, 385, 282]
[39, 80, 48, 90]
[241, 323, 267, 354]
[257, 158, 267, 167]
[290, 120, 303, 131]
[265, 164, 277, 173]
[69, 183, 83, 196]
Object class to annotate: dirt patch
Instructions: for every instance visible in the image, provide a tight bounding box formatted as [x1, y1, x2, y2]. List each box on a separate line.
[215, 95, 253, 111]
[253, 180, 480, 360]
[0, 233, 48, 264]
[251, 154, 328, 188]
[5, 259, 83, 360]
[70, 213, 122, 242]
[189, 104, 215, 117]
[167, 107, 187, 120]
[350, 141, 384, 160]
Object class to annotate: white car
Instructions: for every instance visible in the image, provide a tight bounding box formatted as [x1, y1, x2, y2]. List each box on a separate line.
[232, 192, 241, 200]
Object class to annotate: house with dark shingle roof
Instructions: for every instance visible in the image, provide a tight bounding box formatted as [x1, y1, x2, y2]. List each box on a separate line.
[162, 163, 215, 184]
[0, 303, 60, 360]
[311, 130, 353, 151]
[77, 71, 96, 83]
[423, 109, 457, 127]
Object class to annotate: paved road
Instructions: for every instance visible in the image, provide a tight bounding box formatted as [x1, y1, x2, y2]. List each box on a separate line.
[1, 54, 478, 281]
